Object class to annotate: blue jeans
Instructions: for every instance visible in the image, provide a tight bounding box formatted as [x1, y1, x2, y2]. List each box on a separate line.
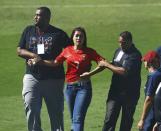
[143, 106, 155, 131]
[65, 81, 92, 131]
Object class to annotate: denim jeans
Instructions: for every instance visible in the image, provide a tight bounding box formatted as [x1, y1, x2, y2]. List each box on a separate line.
[65, 81, 92, 131]
[22, 74, 64, 131]
[143, 106, 155, 131]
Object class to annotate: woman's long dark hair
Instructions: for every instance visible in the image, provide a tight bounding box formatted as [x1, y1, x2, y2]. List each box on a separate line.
[70, 27, 87, 47]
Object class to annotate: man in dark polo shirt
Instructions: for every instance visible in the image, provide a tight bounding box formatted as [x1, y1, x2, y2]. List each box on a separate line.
[17, 7, 70, 131]
[99, 31, 142, 131]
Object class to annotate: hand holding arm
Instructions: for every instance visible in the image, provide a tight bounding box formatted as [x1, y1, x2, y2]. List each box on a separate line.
[28, 58, 61, 67]
[98, 59, 126, 75]
[27, 55, 42, 66]
[80, 59, 106, 79]
[80, 64, 105, 79]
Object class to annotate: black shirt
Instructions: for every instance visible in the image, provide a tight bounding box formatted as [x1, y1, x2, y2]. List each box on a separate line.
[109, 44, 142, 98]
[18, 25, 70, 80]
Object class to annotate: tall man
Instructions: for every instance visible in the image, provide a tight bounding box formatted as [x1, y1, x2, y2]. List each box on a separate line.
[17, 7, 70, 131]
[99, 31, 142, 131]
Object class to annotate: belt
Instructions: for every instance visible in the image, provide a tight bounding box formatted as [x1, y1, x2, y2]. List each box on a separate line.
[67, 80, 90, 86]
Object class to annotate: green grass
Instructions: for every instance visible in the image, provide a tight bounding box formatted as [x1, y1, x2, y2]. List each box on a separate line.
[0, 0, 161, 130]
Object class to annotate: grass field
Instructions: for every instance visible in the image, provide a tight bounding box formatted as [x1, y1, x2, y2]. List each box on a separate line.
[0, 0, 161, 130]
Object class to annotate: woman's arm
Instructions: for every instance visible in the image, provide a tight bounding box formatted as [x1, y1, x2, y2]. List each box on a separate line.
[39, 60, 61, 67]
[80, 65, 105, 79]
[28, 58, 61, 67]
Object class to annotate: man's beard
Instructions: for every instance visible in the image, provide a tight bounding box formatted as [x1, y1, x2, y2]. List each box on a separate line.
[35, 21, 41, 27]
[35, 22, 43, 28]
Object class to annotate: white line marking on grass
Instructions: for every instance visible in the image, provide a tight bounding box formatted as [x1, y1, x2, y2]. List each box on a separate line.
[1, 3, 161, 8]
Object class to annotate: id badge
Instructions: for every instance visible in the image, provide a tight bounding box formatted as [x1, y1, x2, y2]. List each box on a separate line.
[37, 44, 45, 54]
[115, 50, 124, 62]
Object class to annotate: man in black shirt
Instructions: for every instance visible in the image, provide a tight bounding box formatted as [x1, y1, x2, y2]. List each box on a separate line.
[17, 7, 70, 131]
[99, 31, 142, 131]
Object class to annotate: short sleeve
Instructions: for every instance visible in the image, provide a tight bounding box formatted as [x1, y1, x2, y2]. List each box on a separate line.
[146, 75, 160, 96]
[89, 48, 104, 63]
[18, 26, 29, 49]
[55, 48, 67, 63]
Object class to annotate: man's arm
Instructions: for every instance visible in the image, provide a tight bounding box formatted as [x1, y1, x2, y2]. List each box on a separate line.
[17, 47, 38, 59]
[99, 60, 126, 75]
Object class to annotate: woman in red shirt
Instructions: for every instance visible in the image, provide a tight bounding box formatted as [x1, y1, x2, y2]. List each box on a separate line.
[28, 27, 104, 131]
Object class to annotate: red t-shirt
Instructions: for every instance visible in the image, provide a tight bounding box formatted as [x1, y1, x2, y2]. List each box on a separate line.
[55, 46, 104, 82]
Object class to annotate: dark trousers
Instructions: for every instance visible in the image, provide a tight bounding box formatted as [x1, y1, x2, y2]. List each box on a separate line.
[102, 94, 138, 131]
